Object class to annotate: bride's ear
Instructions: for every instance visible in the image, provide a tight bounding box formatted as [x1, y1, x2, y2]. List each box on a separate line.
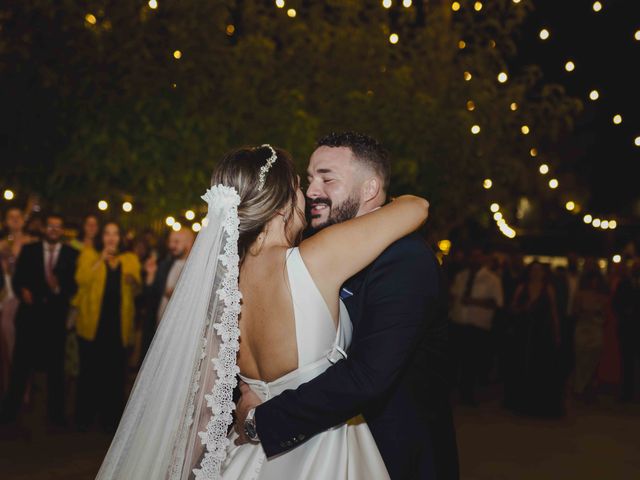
[275, 208, 290, 222]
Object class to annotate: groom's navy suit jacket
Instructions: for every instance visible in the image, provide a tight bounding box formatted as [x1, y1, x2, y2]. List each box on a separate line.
[255, 233, 459, 479]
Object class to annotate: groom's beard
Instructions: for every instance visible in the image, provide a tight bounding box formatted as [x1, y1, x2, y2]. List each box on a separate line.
[310, 194, 361, 231]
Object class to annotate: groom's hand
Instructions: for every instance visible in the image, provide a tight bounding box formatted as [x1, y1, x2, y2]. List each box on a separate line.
[234, 381, 262, 445]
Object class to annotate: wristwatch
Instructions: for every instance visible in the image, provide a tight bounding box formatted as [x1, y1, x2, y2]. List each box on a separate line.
[244, 408, 260, 442]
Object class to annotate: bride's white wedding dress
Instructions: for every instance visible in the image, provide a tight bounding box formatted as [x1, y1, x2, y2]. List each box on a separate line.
[220, 247, 389, 479]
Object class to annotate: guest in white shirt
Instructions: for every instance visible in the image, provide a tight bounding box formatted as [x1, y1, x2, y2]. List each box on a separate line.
[450, 248, 504, 405]
[141, 229, 194, 357]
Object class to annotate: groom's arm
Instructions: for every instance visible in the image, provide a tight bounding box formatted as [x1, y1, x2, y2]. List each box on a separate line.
[253, 236, 440, 457]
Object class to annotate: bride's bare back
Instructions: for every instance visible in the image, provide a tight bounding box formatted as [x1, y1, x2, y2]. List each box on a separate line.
[238, 246, 302, 382]
[237, 195, 428, 383]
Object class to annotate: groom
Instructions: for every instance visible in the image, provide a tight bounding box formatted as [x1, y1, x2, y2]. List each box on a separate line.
[236, 132, 459, 479]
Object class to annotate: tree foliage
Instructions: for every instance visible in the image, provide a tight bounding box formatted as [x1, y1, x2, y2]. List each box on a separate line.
[0, 0, 581, 233]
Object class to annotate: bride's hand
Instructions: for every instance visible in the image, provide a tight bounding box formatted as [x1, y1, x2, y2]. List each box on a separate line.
[234, 381, 262, 446]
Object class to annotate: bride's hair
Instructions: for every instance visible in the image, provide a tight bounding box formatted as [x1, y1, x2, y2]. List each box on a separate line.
[211, 146, 303, 262]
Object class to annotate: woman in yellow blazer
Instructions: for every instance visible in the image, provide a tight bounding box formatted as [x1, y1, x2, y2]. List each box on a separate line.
[74, 221, 141, 432]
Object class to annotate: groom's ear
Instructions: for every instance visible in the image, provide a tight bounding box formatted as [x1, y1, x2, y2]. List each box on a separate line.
[362, 177, 381, 203]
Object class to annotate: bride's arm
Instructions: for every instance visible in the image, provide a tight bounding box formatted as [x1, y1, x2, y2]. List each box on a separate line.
[300, 195, 429, 286]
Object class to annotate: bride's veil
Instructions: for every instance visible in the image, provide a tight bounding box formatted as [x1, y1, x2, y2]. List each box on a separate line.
[96, 185, 242, 480]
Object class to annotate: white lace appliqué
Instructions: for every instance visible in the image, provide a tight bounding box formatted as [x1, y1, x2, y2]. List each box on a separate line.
[192, 185, 242, 480]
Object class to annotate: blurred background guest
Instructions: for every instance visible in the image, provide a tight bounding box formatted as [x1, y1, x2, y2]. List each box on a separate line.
[70, 214, 100, 253]
[24, 214, 44, 241]
[502, 252, 526, 307]
[596, 263, 624, 390]
[65, 215, 101, 399]
[141, 229, 194, 359]
[613, 260, 640, 402]
[450, 247, 504, 405]
[74, 221, 141, 432]
[0, 207, 34, 396]
[0, 214, 78, 427]
[508, 261, 563, 417]
[573, 269, 609, 402]
[67, 215, 101, 334]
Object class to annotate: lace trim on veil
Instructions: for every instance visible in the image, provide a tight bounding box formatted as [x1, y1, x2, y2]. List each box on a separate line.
[171, 185, 242, 480]
[195, 186, 242, 479]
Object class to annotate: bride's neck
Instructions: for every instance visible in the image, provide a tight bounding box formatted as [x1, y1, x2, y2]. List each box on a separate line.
[250, 216, 291, 253]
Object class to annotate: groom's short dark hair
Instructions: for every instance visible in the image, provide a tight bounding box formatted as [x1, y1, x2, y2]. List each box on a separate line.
[316, 132, 391, 191]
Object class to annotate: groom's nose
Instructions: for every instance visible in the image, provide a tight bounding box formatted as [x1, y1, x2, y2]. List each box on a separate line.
[306, 180, 322, 200]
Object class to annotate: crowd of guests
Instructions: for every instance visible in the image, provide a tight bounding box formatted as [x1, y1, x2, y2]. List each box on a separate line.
[0, 204, 638, 432]
[445, 247, 640, 417]
[0, 207, 194, 432]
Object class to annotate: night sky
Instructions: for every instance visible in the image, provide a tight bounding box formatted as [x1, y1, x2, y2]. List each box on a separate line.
[518, 0, 640, 217]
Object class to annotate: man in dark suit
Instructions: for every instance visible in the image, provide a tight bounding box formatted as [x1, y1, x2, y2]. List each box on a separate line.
[236, 132, 458, 479]
[0, 213, 78, 426]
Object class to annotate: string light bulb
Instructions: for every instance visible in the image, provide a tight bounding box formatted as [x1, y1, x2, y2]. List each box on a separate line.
[3, 189, 15, 200]
[565, 61, 575, 72]
[530, 148, 538, 157]
[490, 203, 500, 212]
[635, 30, 640, 41]
[85, 14, 97, 25]
[589, 90, 599, 101]
[98, 200, 108, 211]
[275, 0, 285, 7]
[382, 0, 392, 8]
[592, 218, 601, 228]
[635, 136, 640, 147]
[471, 125, 481, 135]
[593, 2, 602, 12]
[185, 210, 195, 220]
[389, 33, 399, 44]
[613, 114, 622, 125]
[172, 222, 182, 232]
[458, 40, 466, 49]
[287, 8, 296, 17]
[521, 125, 530, 135]
[539, 29, 550, 40]
[438, 240, 452, 254]
[497, 72, 508, 83]
[613, 254, 622, 264]
[466, 100, 475, 111]
[403, 0, 412, 7]
[510, 102, 518, 111]
[539, 164, 549, 174]
[483, 178, 493, 189]
[601, 220, 610, 229]
[451, 2, 461, 11]
[583, 214, 593, 224]
[173, 50, 182, 59]
[122, 201, 133, 213]
[192, 222, 202, 232]
[165, 216, 176, 226]
[549, 178, 559, 189]
[474, 2, 483, 11]
[609, 220, 617, 229]
[148, 0, 158, 9]
[464, 71, 472, 81]
[565, 201, 576, 211]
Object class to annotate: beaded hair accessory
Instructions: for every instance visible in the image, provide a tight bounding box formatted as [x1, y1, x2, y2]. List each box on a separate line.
[257, 144, 278, 191]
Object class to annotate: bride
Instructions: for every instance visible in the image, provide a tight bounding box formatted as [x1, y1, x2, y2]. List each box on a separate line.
[96, 145, 428, 479]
